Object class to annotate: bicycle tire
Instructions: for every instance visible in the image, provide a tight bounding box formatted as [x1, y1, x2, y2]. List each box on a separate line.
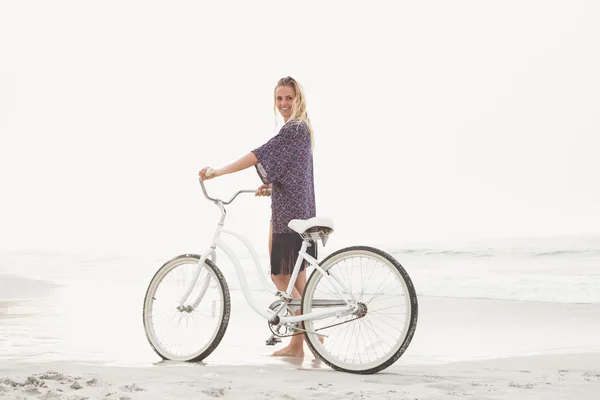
[302, 246, 418, 374]
[142, 254, 231, 362]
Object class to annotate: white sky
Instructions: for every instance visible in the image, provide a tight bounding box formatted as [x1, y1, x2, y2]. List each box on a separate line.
[1, 1, 599, 256]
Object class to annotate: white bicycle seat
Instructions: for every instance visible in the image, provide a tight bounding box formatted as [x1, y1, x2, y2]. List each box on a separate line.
[288, 217, 335, 235]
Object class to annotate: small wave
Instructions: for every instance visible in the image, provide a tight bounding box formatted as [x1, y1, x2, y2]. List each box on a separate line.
[389, 248, 496, 257]
[387, 247, 600, 258]
[531, 249, 600, 257]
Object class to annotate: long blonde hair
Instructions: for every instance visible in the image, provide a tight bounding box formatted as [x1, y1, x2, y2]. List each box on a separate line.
[274, 76, 315, 151]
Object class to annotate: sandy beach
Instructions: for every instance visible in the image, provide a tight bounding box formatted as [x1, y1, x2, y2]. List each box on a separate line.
[1, 269, 599, 399]
[1, 350, 599, 399]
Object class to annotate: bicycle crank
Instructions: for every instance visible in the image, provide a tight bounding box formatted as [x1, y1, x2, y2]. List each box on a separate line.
[267, 301, 368, 339]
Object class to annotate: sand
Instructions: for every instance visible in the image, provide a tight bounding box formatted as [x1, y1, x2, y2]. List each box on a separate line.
[1, 352, 599, 399]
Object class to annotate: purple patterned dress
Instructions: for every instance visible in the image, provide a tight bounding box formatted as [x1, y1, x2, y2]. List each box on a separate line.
[251, 119, 318, 275]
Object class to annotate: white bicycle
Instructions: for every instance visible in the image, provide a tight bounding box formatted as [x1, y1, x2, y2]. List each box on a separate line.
[142, 177, 418, 374]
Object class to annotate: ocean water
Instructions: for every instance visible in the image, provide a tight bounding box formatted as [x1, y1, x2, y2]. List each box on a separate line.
[1, 232, 599, 367]
[2, 232, 599, 304]
[389, 233, 600, 305]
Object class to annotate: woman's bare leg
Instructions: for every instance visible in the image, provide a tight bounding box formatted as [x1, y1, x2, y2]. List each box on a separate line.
[268, 222, 328, 356]
[267, 222, 301, 356]
[293, 253, 325, 349]
[270, 265, 323, 357]
[270, 272, 305, 357]
[269, 222, 272, 254]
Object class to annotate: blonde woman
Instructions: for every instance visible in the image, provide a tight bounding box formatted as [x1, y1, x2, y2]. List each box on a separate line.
[199, 76, 317, 357]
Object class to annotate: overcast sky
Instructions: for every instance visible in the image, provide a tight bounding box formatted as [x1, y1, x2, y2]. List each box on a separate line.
[1, 1, 599, 256]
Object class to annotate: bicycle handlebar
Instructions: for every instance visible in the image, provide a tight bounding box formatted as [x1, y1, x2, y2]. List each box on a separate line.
[198, 171, 257, 206]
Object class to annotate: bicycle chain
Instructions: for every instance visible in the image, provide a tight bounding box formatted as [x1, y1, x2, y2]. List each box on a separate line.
[270, 315, 364, 338]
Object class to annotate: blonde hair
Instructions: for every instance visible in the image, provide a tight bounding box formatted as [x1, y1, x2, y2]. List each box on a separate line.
[274, 76, 315, 151]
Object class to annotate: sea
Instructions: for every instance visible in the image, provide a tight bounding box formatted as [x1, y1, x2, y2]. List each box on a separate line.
[1, 232, 599, 367]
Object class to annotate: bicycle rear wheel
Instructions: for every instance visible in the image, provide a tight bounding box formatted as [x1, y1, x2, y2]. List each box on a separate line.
[143, 254, 230, 362]
[302, 246, 418, 374]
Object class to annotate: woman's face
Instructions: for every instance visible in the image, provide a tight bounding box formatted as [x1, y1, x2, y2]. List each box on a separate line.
[275, 85, 295, 121]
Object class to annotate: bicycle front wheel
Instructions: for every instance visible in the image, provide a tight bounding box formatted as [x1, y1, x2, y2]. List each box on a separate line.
[302, 246, 418, 374]
[143, 254, 230, 362]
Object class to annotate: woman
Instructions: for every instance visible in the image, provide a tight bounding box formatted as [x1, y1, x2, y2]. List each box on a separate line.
[199, 76, 317, 357]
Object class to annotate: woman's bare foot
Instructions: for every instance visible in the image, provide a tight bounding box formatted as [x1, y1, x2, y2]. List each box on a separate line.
[271, 344, 304, 357]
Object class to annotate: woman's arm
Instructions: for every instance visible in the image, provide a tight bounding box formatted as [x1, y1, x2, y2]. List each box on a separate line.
[200, 152, 259, 180]
[217, 152, 259, 176]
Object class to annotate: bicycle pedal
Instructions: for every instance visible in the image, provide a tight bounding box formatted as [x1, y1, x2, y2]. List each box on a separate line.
[265, 336, 282, 346]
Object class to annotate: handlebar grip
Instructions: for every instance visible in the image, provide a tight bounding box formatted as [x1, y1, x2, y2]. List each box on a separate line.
[205, 167, 216, 177]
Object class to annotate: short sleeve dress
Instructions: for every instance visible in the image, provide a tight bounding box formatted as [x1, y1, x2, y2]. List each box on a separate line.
[251, 119, 318, 276]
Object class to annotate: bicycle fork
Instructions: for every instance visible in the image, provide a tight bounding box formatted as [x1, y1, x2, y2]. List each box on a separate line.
[177, 247, 217, 310]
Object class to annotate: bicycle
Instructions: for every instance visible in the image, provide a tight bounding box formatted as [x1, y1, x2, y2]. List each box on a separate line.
[142, 173, 419, 374]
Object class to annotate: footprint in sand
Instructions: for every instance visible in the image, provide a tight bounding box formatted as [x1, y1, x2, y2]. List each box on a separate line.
[119, 383, 145, 393]
[583, 372, 600, 381]
[201, 387, 226, 397]
[38, 390, 67, 399]
[509, 382, 535, 389]
[86, 378, 100, 386]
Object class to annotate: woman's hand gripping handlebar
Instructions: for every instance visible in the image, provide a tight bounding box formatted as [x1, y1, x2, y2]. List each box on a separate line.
[199, 167, 217, 181]
[198, 167, 256, 205]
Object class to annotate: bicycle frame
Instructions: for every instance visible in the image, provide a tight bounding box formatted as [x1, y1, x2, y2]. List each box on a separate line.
[177, 179, 356, 326]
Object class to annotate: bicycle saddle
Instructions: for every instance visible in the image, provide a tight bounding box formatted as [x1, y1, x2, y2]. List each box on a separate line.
[288, 217, 335, 245]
